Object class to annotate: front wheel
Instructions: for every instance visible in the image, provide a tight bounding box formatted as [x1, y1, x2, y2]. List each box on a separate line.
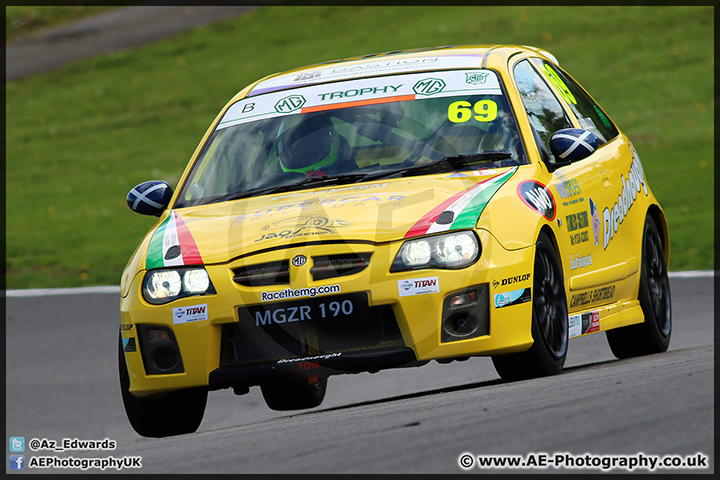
[118, 336, 207, 437]
[492, 231, 569, 381]
[606, 216, 671, 358]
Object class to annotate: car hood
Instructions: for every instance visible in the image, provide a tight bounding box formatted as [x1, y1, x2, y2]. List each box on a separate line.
[143, 167, 519, 268]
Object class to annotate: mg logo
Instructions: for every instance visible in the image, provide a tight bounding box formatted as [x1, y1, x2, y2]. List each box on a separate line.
[465, 72, 489, 85]
[413, 78, 446, 96]
[274, 95, 306, 113]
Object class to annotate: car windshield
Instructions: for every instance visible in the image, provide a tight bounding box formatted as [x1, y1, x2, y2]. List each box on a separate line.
[176, 69, 527, 207]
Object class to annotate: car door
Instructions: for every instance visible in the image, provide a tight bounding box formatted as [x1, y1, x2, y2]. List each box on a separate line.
[528, 57, 641, 315]
[511, 57, 629, 315]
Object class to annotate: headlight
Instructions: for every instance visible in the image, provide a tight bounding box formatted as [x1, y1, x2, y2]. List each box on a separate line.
[391, 231, 480, 272]
[143, 267, 216, 305]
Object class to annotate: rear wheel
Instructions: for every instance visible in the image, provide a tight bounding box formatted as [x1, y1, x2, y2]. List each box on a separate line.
[118, 336, 207, 437]
[606, 216, 671, 358]
[261, 375, 327, 411]
[492, 232, 568, 381]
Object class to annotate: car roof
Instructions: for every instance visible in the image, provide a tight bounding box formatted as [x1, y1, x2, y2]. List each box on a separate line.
[231, 44, 559, 102]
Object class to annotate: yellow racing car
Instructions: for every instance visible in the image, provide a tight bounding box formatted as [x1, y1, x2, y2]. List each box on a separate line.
[119, 45, 671, 437]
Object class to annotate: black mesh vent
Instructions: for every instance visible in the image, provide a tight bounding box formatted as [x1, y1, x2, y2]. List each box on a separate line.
[233, 261, 290, 287]
[220, 304, 404, 366]
[310, 253, 372, 281]
[440, 284, 490, 343]
[136, 325, 185, 375]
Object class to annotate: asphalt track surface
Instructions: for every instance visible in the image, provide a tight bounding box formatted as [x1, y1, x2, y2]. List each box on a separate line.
[5, 276, 714, 474]
[6, 6, 259, 81]
[4, 6, 716, 474]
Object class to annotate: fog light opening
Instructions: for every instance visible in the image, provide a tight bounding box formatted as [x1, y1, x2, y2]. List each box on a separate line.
[443, 312, 480, 338]
[450, 291, 477, 307]
[148, 329, 170, 341]
[153, 346, 180, 371]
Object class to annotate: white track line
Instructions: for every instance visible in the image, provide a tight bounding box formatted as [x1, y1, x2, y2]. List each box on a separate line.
[4, 271, 714, 298]
[5, 286, 121, 298]
[667, 270, 715, 279]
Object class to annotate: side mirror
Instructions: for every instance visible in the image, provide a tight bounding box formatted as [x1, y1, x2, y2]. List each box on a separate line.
[549, 128, 599, 164]
[126, 180, 173, 216]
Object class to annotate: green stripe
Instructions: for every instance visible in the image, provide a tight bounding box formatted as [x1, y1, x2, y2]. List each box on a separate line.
[450, 169, 515, 229]
[145, 215, 171, 270]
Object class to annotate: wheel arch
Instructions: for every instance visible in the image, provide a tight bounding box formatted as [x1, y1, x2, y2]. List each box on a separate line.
[538, 224, 563, 269]
[646, 204, 670, 267]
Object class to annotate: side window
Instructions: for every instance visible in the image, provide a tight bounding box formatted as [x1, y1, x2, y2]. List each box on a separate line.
[532, 58, 619, 145]
[513, 59, 572, 163]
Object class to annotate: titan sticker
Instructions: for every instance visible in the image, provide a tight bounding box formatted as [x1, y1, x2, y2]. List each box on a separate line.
[494, 288, 531, 308]
[398, 277, 440, 297]
[173, 304, 209, 325]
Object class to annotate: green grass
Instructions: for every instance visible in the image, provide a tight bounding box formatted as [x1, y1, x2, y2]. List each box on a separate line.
[5, 6, 713, 288]
[6, 6, 119, 43]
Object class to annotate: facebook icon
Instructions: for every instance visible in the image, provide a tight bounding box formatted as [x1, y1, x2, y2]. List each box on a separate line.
[10, 455, 25, 470]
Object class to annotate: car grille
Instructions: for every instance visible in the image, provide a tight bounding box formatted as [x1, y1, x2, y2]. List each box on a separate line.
[310, 253, 372, 281]
[232, 253, 372, 287]
[220, 304, 404, 366]
[233, 261, 289, 287]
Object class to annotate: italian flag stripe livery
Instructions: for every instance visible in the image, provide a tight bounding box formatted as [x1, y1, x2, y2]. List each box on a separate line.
[146, 211, 203, 270]
[405, 167, 517, 238]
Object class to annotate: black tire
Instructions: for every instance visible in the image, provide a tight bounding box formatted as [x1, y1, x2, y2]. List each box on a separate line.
[260, 376, 327, 411]
[606, 216, 671, 358]
[118, 336, 207, 437]
[492, 232, 569, 381]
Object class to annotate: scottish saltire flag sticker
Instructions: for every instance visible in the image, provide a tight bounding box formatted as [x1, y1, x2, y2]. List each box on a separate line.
[146, 211, 203, 269]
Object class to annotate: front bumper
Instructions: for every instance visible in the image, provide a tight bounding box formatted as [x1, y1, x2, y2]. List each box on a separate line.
[120, 229, 535, 397]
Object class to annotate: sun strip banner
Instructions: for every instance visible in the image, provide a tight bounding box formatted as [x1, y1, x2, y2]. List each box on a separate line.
[217, 69, 502, 131]
[248, 54, 486, 96]
[405, 167, 517, 238]
[146, 211, 203, 269]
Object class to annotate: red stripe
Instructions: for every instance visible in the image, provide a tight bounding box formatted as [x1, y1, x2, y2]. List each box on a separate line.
[403, 174, 500, 239]
[301, 94, 416, 113]
[173, 212, 203, 264]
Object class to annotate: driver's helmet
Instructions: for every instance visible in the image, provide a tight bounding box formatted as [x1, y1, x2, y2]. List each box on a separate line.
[277, 113, 341, 174]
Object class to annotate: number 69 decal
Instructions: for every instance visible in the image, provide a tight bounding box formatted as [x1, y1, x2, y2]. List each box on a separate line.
[448, 100, 498, 123]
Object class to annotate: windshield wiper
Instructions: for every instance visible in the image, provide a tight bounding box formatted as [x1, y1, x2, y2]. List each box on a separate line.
[358, 152, 513, 182]
[210, 153, 512, 204]
[218, 173, 368, 202]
